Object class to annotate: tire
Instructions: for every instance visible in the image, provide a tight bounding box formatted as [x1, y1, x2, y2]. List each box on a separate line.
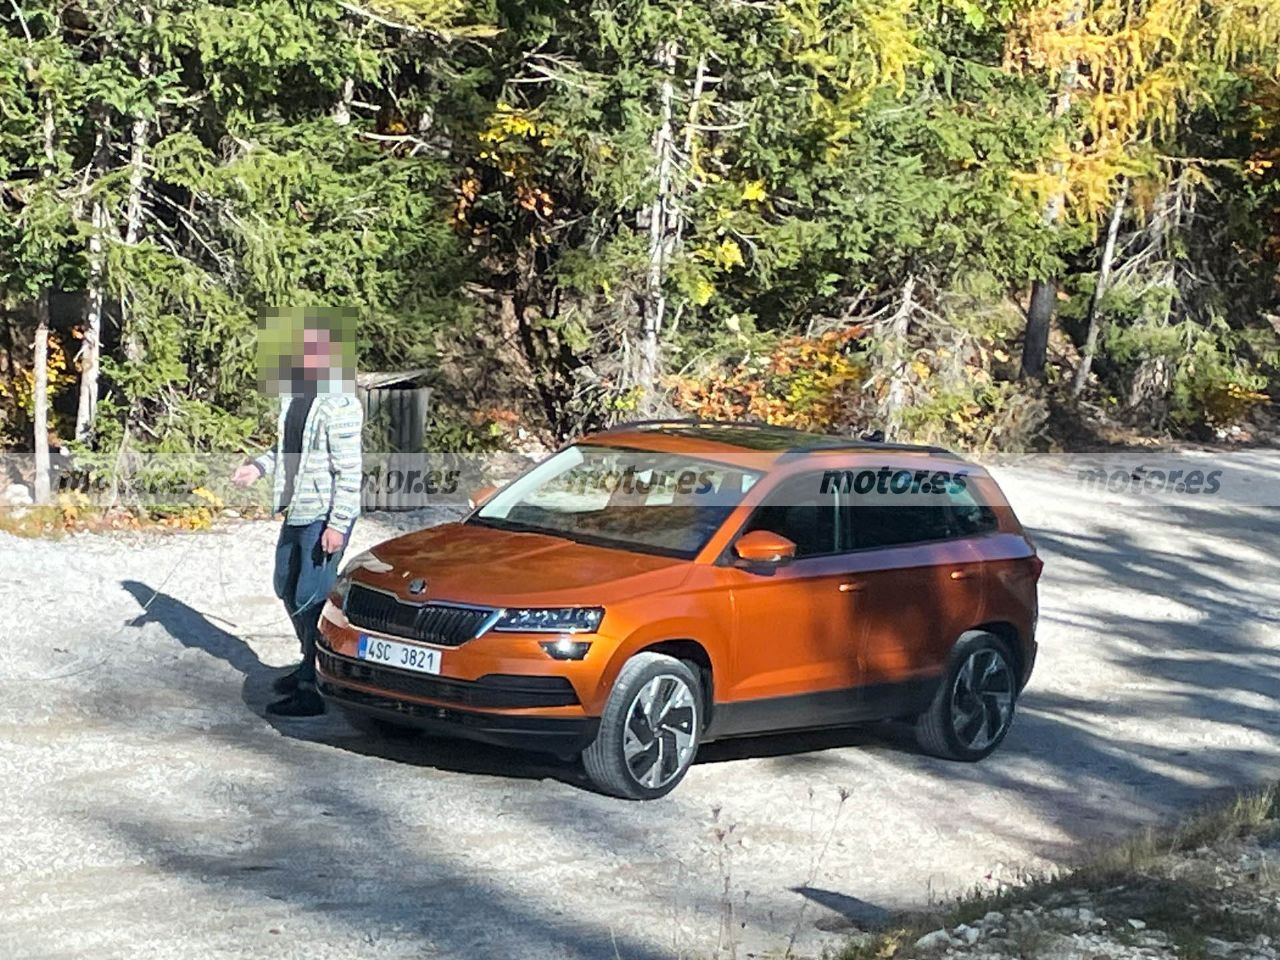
[582, 652, 703, 800]
[915, 631, 1018, 761]
[339, 706, 420, 741]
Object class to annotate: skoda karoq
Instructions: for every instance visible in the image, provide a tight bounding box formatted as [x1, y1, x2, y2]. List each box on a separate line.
[317, 421, 1041, 799]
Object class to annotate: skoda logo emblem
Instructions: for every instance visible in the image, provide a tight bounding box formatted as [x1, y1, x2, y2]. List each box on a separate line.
[407, 578, 427, 596]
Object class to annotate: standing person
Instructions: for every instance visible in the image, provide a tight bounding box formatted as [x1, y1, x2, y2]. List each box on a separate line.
[232, 315, 363, 717]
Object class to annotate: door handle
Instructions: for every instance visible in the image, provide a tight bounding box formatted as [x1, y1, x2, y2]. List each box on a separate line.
[838, 581, 864, 593]
[949, 569, 974, 581]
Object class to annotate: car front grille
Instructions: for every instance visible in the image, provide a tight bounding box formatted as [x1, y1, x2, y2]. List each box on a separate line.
[316, 645, 580, 709]
[344, 583, 494, 646]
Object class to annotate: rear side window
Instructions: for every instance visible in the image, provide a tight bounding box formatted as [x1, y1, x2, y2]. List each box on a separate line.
[949, 483, 998, 536]
[848, 504, 953, 549]
[740, 474, 840, 557]
[840, 465, 997, 547]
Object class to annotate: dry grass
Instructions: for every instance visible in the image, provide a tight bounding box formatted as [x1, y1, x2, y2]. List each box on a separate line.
[839, 782, 1280, 959]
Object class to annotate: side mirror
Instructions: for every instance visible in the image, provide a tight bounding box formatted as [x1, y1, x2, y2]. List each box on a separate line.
[468, 484, 498, 510]
[733, 530, 797, 564]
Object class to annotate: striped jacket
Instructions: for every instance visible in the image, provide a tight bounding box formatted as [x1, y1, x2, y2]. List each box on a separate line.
[253, 392, 363, 534]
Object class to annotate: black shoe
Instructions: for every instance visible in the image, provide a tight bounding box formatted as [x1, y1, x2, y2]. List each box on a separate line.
[266, 689, 325, 717]
[271, 667, 302, 694]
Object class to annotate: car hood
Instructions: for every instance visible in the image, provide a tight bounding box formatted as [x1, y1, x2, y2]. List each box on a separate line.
[353, 521, 693, 607]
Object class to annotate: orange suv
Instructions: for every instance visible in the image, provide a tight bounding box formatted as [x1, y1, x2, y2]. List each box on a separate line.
[317, 421, 1041, 799]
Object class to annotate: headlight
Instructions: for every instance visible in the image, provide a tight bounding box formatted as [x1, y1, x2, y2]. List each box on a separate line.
[493, 607, 604, 633]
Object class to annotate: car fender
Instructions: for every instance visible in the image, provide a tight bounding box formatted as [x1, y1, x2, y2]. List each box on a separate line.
[584, 614, 728, 716]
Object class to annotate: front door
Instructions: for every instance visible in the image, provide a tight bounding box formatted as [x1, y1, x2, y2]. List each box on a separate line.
[711, 472, 866, 736]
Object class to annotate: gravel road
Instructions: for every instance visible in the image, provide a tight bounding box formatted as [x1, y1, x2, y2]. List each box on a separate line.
[2, 451, 1279, 960]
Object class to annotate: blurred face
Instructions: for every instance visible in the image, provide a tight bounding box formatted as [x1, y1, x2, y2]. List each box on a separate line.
[298, 326, 334, 385]
[257, 306, 355, 396]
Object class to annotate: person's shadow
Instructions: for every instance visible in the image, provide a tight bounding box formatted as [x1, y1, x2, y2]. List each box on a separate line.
[118, 579, 587, 789]
[121, 578, 290, 715]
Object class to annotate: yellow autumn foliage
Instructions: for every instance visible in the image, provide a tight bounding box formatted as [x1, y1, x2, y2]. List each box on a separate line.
[0, 333, 77, 423]
[1006, 0, 1280, 221]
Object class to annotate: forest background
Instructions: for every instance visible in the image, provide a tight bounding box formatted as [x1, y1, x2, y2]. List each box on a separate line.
[2, 0, 1278, 506]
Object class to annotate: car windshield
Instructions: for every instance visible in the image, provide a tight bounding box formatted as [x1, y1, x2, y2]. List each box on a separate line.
[470, 444, 763, 558]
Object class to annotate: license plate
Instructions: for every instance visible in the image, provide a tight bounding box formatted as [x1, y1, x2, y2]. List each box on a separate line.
[356, 634, 442, 675]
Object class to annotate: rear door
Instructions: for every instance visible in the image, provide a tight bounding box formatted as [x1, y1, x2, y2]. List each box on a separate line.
[838, 467, 987, 706]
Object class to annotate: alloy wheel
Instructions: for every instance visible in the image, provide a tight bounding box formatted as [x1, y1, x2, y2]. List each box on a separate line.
[949, 647, 1014, 752]
[622, 674, 698, 789]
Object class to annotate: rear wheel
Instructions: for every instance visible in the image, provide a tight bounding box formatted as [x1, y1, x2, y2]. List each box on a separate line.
[583, 653, 702, 800]
[915, 632, 1017, 761]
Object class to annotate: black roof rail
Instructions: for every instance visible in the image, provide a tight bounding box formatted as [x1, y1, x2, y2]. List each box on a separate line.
[591, 418, 960, 459]
[776, 442, 960, 462]
[594, 417, 805, 435]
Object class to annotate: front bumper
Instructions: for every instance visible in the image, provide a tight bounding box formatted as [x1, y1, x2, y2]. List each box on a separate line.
[319, 676, 600, 757]
[314, 608, 604, 757]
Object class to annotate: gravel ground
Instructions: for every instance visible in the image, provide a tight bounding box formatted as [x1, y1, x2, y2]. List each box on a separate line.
[2, 451, 1279, 960]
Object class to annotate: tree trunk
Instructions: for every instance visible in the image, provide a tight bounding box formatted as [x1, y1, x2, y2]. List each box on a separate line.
[1127, 355, 1172, 429]
[76, 198, 105, 441]
[333, 76, 354, 126]
[1020, 1, 1083, 380]
[672, 52, 708, 255]
[882, 275, 917, 439]
[123, 9, 152, 240]
[1071, 179, 1128, 398]
[121, 7, 152, 371]
[635, 39, 679, 415]
[32, 28, 56, 503]
[76, 111, 111, 442]
[123, 106, 149, 253]
[33, 293, 51, 504]
[123, 61, 150, 248]
[1021, 279, 1057, 378]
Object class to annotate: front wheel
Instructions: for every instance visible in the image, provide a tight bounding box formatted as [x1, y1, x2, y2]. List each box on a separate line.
[915, 632, 1017, 761]
[582, 653, 702, 800]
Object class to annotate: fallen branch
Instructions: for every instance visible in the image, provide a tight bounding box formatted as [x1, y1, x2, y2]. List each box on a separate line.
[338, 1, 421, 33]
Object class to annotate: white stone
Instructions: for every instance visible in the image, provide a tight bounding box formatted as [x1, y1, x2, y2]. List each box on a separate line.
[1, 483, 33, 506]
[914, 929, 955, 950]
[1127, 918, 1147, 930]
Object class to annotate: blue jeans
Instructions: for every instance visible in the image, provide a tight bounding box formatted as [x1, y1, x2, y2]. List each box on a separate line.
[273, 519, 349, 684]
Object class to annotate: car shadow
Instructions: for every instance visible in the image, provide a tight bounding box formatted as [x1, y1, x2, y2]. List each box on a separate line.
[319, 723, 593, 790]
[120, 578, 593, 790]
[121, 578, 939, 796]
[696, 721, 913, 764]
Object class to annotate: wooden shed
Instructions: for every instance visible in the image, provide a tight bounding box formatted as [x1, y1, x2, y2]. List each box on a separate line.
[357, 368, 433, 511]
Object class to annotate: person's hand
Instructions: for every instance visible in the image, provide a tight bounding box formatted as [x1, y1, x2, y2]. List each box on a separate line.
[321, 526, 345, 554]
[231, 464, 261, 488]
